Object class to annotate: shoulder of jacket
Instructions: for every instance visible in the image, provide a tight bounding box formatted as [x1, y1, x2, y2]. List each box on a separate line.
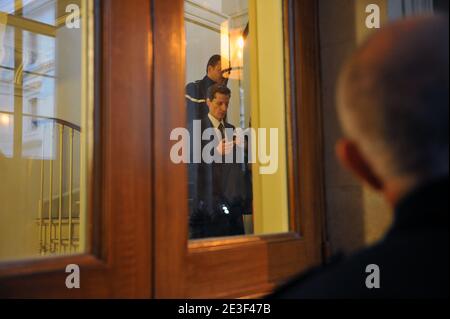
[225, 122, 235, 129]
[268, 252, 346, 298]
[186, 81, 198, 90]
[186, 81, 207, 103]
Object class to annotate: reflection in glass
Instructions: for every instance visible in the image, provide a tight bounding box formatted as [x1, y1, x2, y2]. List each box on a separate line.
[0, 113, 13, 157]
[0, 24, 14, 113]
[185, 0, 290, 241]
[0, 0, 91, 261]
[185, 0, 253, 240]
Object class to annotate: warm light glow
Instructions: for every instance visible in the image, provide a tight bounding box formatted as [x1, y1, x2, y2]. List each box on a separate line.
[0, 114, 10, 126]
[220, 20, 230, 71]
[220, 26, 246, 80]
[237, 36, 245, 49]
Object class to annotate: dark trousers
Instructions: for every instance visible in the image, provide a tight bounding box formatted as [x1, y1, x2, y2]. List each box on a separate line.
[190, 212, 245, 239]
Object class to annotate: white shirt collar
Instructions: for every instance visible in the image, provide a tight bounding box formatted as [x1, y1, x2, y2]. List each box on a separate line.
[208, 113, 225, 129]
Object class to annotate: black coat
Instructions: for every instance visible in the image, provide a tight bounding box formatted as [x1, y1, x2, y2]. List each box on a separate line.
[185, 75, 216, 122]
[270, 177, 449, 299]
[189, 117, 252, 239]
[186, 75, 215, 230]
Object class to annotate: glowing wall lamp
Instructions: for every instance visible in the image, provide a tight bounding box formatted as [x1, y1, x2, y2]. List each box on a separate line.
[220, 19, 246, 80]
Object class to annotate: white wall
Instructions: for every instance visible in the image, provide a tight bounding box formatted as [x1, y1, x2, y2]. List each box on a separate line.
[185, 21, 221, 85]
[222, 0, 248, 15]
[56, 23, 82, 127]
[189, 0, 222, 12]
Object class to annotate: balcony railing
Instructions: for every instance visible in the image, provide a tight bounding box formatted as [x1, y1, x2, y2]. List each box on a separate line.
[36, 117, 81, 255]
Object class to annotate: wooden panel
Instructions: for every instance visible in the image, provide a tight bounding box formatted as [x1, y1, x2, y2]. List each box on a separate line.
[152, 0, 189, 298]
[290, 0, 327, 264]
[0, 0, 153, 298]
[187, 234, 310, 298]
[152, 0, 326, 298]
[0, 0, 325, 299]
[100, 0, 152, 297]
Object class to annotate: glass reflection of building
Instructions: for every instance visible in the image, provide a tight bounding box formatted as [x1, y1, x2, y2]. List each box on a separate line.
[0, 0, 86, 261]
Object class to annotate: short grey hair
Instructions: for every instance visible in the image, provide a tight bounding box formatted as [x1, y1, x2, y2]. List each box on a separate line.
[337, 16, 449, 181]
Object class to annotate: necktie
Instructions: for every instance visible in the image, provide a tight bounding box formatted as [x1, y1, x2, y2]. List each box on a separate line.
[218, 123, 225, 140]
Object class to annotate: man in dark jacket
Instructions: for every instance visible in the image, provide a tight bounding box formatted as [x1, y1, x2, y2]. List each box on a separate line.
[186, 55, 232, 224]
[189, 84, 251, 239]
[271, 16, 449, 298]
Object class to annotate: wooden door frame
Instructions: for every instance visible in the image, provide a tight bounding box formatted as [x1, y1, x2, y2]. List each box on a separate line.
[0, 0, 325, 299]
[153, 0, 326, 298]
[0, 0, 153, 298]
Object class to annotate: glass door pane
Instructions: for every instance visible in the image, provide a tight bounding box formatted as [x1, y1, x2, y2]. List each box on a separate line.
[183, 0, 290, 240]
[0, 0, 94, 261]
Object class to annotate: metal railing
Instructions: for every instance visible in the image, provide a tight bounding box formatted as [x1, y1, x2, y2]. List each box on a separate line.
[0, 110, 82, 256]
[34, 116, 81, 256]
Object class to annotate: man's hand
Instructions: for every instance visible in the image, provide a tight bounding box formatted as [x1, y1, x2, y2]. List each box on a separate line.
[217, 139, 234, 156]
[233, 128, 247, 148]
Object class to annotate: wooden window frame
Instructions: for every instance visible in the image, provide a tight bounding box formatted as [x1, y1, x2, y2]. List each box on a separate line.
[0, 0, 153, 298]
[153, 0, 326, 298]
[0, 0, 325, 299]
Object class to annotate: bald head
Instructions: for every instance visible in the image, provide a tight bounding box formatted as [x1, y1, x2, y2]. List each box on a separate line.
[338, 16, 449, 183]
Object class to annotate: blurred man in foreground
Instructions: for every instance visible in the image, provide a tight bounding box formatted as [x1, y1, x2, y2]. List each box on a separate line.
[271, 15, 449, 298]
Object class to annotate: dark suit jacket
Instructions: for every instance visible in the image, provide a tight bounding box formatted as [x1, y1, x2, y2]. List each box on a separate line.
[189, 117, 251, 239]
[186, 76, 215, 227]
[270, 177, 449, 299]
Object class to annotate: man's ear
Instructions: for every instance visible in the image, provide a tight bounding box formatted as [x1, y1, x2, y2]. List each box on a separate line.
[336, 139, 383, 191]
